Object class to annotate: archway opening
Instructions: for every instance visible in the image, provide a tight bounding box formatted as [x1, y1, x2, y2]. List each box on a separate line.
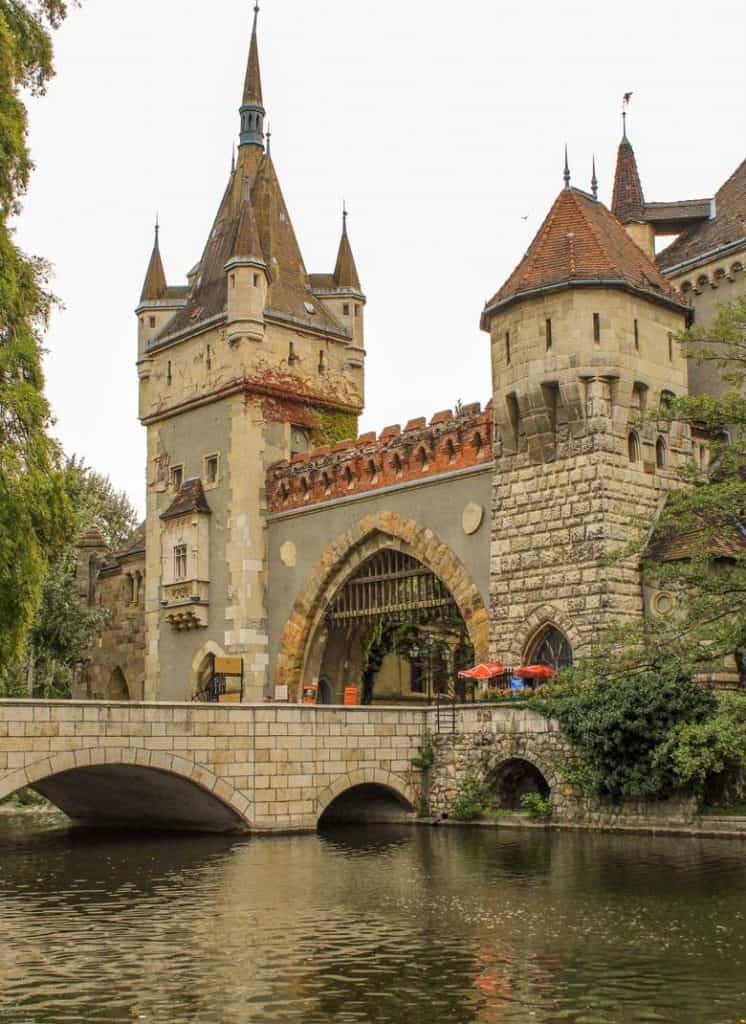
[526, 625, 573, 672]
[16, 765, 248, 833]
[107, 667, 130, 701]
[490, 758, 550, 811]
[318, 784, 415, 827]
[313, 548, 474, 705]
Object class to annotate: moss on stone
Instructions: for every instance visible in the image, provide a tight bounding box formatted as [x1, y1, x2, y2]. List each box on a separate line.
[314, 409, 359, 447]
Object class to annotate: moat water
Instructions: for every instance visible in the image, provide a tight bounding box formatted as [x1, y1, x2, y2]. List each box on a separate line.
[0, 814, 744, 1024]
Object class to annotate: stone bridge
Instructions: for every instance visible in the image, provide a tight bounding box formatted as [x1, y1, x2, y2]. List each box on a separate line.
[0, 700, 573, 832]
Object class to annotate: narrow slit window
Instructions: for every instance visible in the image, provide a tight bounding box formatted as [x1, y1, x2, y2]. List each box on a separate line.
[593, 313, 601, 344]
[634, 319, 639, 351]
[628, 431, 641, 463]
[342, 303, 350, 317]
[206, 344, 211, 370]
[253, 273, 260, 287]
[545, 318, 553, 350]
[505, 331, 511, 365]
[656, 437, 666, 468]
[149, 316, 156, 329]
[318, 350, 326, 374]
[167, 361, 172, 386]
[668, 332, 674, 361]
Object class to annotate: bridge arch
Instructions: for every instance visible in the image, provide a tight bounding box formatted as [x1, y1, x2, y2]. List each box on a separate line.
[316, 768, 417, 826]
[486, 747, 559, 811]
[276, 512, 489, 698]
[0, 748, 251, 833]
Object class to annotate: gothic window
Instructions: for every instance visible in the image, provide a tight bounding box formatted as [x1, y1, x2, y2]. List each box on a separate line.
[417, 446, 429, 472]
[656, 436, 666, 468]
[528, 626, 573, 671]
[125, 574, 135, 604]
[174, 544, 188, 580]
[628, 431, 641, 463]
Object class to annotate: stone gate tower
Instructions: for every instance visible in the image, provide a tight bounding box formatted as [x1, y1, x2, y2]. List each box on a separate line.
[481, 160, 693, 667]
[135, 7, 366, 701]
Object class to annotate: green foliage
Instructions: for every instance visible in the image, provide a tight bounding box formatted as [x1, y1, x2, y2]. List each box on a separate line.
[655, 691, 746, 790]
[533, 666, 716, 801]
[451, 774, 489, 820]
[0, 1, 78, 668]
[315, 409, 359, 447]
[520, 792, 552, 818]
[411, 730, 434, 770]
[1, 459, 138, 698]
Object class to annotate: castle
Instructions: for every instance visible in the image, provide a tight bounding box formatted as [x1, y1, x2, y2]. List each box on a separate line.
[76, 9, 746, 705]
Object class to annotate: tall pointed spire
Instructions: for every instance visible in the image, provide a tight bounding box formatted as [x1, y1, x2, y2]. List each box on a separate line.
[140, 217, 167, 301]
[239, 3, 266, 149]
[563, 145, 571, 190]
[334, 202, 362, 290]
[611, 127, 645, 224]
[591, 155, 598, 200]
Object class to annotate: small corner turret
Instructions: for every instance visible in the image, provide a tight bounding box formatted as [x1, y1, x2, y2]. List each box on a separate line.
[136, 220, 188, 360]
[311, 204, 366, 354]
[224, 189, 269, 345]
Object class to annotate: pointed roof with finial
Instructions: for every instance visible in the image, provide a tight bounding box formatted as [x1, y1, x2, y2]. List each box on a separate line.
[228, 188, 266, 268]
[481, 183, 689, 326]
[611, 112, 645, 224]
[243, 3, 263, 107]
[333, 203, 362, 290]
[591, 156, 598, 200]
[563, 145, 571, 189]
[140, 218, 168, 301]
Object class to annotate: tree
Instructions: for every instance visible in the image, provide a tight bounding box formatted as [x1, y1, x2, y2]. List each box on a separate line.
[1, 458, 139, 699]
[0, 1, 78, 667]
[533, 297, 746, 803]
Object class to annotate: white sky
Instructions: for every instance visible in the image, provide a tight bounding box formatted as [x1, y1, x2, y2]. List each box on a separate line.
[15, 0, 746, 517]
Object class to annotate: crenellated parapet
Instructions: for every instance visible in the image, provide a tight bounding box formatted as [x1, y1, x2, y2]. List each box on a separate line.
[266, 401, 493, 513]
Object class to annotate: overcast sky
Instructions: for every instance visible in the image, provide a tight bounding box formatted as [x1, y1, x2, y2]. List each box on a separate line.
[15, 0, 746, 517]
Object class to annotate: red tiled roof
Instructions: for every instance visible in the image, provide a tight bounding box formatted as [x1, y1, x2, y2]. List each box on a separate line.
[482, 188, 688, 322]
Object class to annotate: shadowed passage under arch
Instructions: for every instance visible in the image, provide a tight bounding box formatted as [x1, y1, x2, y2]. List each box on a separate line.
[23, 763, 249, 833]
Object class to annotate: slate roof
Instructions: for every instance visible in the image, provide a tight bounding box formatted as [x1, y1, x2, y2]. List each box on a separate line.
[482, 187, 688, 321]
[656, 158, 746, 272]
[160, 479, 212, 521]
[650, 525, 746, 563]
[333, 220, 362, 291]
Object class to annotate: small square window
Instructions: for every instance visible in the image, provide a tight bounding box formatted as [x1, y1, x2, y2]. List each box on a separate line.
[174, 544, 188, 580]
[205, 455, 219, 485]
[170, 465, 184, 491]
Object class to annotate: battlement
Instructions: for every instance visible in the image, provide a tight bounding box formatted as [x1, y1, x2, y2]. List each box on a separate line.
[266, 401, 493, 513]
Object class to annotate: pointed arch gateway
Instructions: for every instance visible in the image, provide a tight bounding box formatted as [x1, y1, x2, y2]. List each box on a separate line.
[275, 513, 489, 700]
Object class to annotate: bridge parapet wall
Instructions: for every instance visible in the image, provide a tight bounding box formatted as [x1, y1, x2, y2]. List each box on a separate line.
[0, 701, 427, 832]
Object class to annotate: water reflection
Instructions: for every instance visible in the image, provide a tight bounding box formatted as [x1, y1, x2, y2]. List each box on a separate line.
[0, 813, 744, 1023]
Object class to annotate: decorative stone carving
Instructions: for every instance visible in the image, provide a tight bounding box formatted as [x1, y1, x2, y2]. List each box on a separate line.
[462, 502, 484, 536]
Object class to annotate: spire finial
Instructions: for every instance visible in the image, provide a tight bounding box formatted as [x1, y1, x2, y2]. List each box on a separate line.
[563, 144, 571, 190]
[155, 212, 160, 241]
[591, 155, 598, 200]
[266, 121, 271, 157]
[240, 0, 266, 148]
[342, 199, 348, 233]
[622, 92, 632, 140]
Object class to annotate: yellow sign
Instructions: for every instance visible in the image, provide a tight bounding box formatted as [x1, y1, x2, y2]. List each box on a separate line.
[214, 657, 243, 677]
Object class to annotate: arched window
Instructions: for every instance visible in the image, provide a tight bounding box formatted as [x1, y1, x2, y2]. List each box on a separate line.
[392, 454, 403, 479]
[445, 439, 456, 464]
[322, 471, 332, 496]
[416, 446, 429, 472]
[300, 477, 310, 499]
[367, 459, 378, 484]
[344, 465, 354, 489]
[528, 626, 573, 671]
[656, 436, 666, 468]
[628, 431, 641, 463]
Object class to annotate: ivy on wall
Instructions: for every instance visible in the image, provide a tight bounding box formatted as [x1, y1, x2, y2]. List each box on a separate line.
[314, 409, 359, 447]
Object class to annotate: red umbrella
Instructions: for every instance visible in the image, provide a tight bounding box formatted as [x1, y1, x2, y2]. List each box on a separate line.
[513, 664, 557, 680]
[458, 662, 506, 680]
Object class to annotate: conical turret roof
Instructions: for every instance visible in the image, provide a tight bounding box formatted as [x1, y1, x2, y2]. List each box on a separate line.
[243, 5, 263, 106]
[611, 134, 645, 224]
[482, 187, 688, 324]
[333, 213, 362, 290]
[140, 225, 167, 301]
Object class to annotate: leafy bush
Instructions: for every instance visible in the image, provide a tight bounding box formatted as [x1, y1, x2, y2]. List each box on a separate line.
[533, 665, 717, 801]
[451, 774, 489, 820]
[520, 792, 552, 818]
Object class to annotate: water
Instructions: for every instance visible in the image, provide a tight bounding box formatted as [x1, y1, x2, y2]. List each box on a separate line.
[0, 814, 744, 1024]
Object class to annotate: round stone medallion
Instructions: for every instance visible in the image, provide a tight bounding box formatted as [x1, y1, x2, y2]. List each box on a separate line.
[280, 541, 297, 568]
[462, 502, 484, 536]
[651, 591, 675, 617]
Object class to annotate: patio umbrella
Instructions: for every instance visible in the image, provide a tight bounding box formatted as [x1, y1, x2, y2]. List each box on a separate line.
[458, 662, 506, 679]
[513, 664, 557, 680]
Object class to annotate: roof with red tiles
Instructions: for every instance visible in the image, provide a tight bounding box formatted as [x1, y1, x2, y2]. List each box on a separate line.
[482, 187, 688, 323]
[611, 136, 645, 224]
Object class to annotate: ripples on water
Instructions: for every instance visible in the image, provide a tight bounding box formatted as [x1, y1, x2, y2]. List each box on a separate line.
[0, 814, 744, 1024]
